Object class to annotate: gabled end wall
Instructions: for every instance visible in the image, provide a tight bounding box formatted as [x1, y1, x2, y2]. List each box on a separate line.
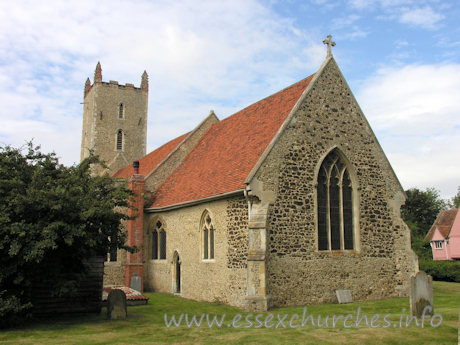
[248, 57, 418, 307]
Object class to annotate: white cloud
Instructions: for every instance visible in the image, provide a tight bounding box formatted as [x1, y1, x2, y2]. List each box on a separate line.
[357, 63, 460, 198]
[1, 0, 456, 201]
[331, 14, 361, 29]
[348, 0, 417, 10]
[0, 0, 322, 166]
[399, 6, 444, 29]
[347, 1, 445, 31]
[348, 0, 376, 10]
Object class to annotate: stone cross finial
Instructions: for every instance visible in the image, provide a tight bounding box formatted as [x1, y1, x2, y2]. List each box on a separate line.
[323, 35, 336, 57]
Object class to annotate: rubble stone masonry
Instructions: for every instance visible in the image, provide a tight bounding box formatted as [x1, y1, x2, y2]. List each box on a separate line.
[252, 58, 418, 307]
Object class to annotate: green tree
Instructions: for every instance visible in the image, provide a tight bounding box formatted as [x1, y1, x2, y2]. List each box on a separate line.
[0, 143, 135, 326]
[449, 186, 460, 208]
[401, 187, 448, 260]
[401, 187, 447, 238]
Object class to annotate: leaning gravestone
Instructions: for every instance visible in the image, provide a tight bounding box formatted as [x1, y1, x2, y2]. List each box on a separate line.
[107, 289, 127, 320]
[335, 290, 352, 304]
[410, 271, 433, 318]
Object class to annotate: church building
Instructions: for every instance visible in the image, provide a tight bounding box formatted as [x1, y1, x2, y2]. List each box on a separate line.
[80, 36, 418, 311]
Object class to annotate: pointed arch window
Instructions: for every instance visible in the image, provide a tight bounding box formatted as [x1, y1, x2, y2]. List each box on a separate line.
[116, 130, 123, 151]
[317, 149, 355, 251]
[118, 103, 124, 119]
[201, 211, 215, 260]
[152, 220, 166, 260]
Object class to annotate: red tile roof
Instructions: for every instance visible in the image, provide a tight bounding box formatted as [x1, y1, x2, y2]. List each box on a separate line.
[148, 74, 314, 208]
[113, 132, 189, 178]
[425, 209, 459, 240]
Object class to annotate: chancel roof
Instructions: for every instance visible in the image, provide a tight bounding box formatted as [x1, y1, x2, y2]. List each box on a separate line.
[114, 74, 315, 208]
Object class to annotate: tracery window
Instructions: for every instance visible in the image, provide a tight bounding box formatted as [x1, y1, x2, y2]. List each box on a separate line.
[152, 220, 166, 260]
[116, 130, 123, 151]
[201, 211, 214, 260]
[434, 241, 443, 249]
[317, 149, 355, 251]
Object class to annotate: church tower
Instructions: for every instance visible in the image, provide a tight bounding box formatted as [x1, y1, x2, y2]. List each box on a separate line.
[80, 62, 148, 175]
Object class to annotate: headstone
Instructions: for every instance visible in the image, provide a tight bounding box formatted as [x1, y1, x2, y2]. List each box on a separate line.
[131, 276, 142, 292]
[335, 290, 352, 304]
[410, 271, 434, 318]
[107, 289, 127, 320]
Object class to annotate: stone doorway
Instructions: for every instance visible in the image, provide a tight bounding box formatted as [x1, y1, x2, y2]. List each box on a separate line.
[172, 251, 181, 294]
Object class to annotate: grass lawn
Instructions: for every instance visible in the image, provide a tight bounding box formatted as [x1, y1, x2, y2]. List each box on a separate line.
[1, 281, 458, 345]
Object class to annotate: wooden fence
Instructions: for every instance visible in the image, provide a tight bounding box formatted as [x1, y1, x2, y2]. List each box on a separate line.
[31, 257, 104, 315]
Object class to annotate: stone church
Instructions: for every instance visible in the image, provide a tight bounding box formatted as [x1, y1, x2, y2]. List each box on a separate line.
[80, 37, 418, 311]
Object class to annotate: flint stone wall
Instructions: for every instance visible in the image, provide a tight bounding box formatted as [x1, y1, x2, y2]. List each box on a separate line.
[252, 58, 418, 307]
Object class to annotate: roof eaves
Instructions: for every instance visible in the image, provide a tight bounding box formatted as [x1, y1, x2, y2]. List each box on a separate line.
[146, 189, 244, 213]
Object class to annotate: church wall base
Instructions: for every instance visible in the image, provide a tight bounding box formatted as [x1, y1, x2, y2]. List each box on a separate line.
[245, 295, 272, 312]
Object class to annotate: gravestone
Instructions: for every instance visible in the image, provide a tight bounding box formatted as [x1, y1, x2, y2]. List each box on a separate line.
[410, 271, 433, 318]
[335, 290, 352, 304]
[131, 276, 142, 292]
[107, 289, 127, 320]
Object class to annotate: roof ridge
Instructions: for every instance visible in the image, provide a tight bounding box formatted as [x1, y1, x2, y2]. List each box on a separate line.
[426, 208, 459, 240]
[219, 75, 315, 124]
[148, 72, 315, 208]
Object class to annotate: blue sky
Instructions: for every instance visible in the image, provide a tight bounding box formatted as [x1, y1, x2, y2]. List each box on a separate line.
[0, 0, 459, 199]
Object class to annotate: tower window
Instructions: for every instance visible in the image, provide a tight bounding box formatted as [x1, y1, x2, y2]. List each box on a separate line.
[116, 130, 123, 151]
[118, 103, 124, 119]
[317, 149, 355, 251]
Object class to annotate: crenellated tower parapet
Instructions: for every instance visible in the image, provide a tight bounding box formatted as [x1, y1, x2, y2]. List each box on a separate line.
[80, 62, 149, 175]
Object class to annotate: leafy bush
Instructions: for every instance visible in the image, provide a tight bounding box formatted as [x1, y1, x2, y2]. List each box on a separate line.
[411, 236, 433, 261]
[0, 143, 135, 327]
[419, 259, 460, 282]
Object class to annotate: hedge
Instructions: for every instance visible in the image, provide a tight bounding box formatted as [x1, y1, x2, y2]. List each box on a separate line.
[419, 259, 460, 282]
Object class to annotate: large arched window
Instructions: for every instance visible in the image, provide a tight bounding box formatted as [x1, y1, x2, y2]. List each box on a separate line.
[317, 149, 355, 251]
[152, 220, 166, 260]
[200, 211, 214, 260]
